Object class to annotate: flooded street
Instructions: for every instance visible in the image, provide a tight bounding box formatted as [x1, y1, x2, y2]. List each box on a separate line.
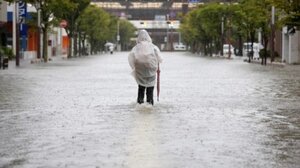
[0, 52, 299, 168]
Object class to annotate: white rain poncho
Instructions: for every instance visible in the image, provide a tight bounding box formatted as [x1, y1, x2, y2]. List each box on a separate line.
[128, 30, 163, 87]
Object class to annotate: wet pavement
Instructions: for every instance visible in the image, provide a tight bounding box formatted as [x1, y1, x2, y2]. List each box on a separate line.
[0, 52, 299, 168]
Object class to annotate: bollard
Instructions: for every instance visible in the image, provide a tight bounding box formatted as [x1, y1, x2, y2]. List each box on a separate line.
[3, 57, 8, 69]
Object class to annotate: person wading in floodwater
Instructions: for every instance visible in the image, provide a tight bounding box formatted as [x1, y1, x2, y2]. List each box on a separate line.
[128, 29, 163, 105]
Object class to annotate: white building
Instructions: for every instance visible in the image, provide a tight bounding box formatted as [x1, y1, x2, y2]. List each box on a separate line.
[0, 0, 7, 23]
[282, 27, 300, 64]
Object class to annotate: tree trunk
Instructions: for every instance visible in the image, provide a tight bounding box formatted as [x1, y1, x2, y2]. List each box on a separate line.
[238, 34, 243, 56]
[74, 32, 78, 57]
[191, 41, 196, 53]
[204, 43, 207, 56]
[262, 31, 269, 65]
[247, 33, 251, 63]
[42, 27, 48, 62]
[78, 31, 81, 56]
[82, 35, 86, 56]
[250, 31, 255, 61]
[68, 35, 72, 58]
[209, 43, 213, 57]
[90, 40, 94, 55]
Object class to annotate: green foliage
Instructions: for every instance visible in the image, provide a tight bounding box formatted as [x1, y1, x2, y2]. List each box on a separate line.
[0, 47, 15, 60]
[51, 0, 90, 57]
[180, 0, 276, 56]
[179, 10, 198, 47]
[52, 0, 90, 35]
[272, 0, 300, 28]
[259, 49, 270, 58]
[259, 49, 280, 59]
[239, 0, 271, 36]
[119, 19, 136, 50]
[78, 5, 112, 54]
[180, 3, 229, 54]
[107, 15, 118, 43]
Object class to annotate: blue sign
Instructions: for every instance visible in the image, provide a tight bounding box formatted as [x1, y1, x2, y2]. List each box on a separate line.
[20, 24, 28, 37]
[18, 1, 27, 36]
[189, 0, 200, 3]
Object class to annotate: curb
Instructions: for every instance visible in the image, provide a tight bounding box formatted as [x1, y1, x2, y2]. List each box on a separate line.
[243, 59, 285, 67]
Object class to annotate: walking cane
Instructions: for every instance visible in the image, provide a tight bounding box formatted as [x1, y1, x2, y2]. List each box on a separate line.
[157, 63, 160, 102]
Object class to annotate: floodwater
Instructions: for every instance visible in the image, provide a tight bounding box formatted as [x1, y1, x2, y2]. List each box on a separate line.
[0, 52, 299, 168]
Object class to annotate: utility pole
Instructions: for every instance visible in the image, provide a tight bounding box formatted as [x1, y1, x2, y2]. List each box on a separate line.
[221, 16, 224, 56]
[37, 2, 41, 59]
[12, 2, 16, 58]
[271, 6, 275, 62]
[15, 1, 20, 66]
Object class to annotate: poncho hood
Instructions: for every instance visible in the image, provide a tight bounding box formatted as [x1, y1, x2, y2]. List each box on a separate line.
[136, 29, 152, 43]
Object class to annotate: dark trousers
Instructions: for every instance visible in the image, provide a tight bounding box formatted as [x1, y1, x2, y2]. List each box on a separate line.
[137, 85, 154, 105]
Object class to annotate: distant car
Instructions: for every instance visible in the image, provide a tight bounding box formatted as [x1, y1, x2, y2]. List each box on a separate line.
[223, 44, 234, 56]
[174, 44, 187, 51]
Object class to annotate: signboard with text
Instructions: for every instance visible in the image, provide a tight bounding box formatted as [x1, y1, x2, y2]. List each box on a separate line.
[18, 1, 27, 36]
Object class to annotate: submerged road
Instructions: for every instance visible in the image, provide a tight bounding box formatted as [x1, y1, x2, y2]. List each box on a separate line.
[0, 52, 299, 168]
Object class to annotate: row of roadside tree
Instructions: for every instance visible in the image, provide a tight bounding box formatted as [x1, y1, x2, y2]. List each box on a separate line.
[179, 0, 299, 64]
[4, 0, 136, 62]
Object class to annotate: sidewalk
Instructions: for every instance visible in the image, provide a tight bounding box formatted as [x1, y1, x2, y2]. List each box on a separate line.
[3, 55, 69, 70]
[243, 58, 286, 67]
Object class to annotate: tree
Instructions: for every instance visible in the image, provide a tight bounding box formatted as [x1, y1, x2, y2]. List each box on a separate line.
[78, 5, 112, 55]
[180, 3, 226, 56]
[197, 3, 227, 56]
[179, 10, 199, 53]
[234, 0, 269, 62]
[5, 0, 59, 62]
[119, 19, 136, 51]
[272, 0, 300, 28]
[229, 4, 244, 56]
[52, 0, 90, 58]
[256, 0, 273, 65]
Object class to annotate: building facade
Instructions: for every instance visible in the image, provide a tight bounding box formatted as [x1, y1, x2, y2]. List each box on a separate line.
[0, 0, 7, 22]
[91, 0, 203, 50]
[282, 27, 300, 64]
[0, 0, 8, 47]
